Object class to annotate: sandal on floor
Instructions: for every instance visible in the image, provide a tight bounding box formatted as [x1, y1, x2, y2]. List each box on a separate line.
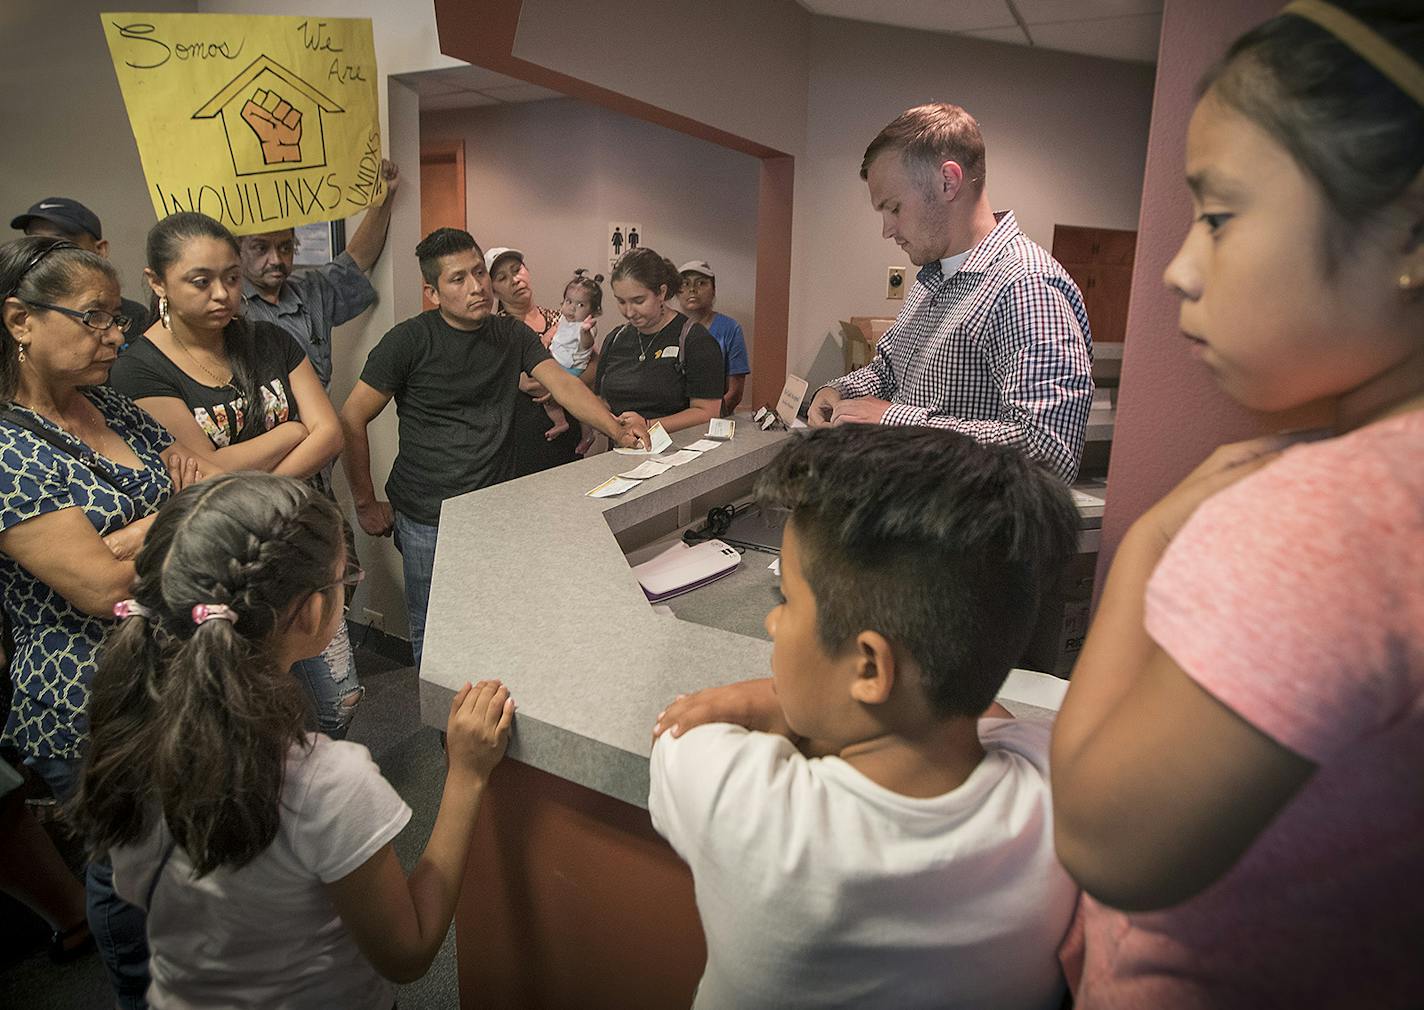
[48, 918, 95, 963]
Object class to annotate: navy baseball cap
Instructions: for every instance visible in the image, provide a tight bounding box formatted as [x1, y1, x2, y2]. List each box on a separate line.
[11, 198, 103, 241]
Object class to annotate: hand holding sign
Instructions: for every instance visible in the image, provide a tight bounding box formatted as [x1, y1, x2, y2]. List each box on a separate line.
[242, 89, 303, 164]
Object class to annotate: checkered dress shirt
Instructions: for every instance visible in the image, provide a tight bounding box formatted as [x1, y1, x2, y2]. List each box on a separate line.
[831, 211, 1094, 482]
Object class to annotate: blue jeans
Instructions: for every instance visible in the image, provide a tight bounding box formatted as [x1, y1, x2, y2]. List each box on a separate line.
[290, 619, 363, 740]
[27, 755, 150, 1010]
[392, 511, 438, 673]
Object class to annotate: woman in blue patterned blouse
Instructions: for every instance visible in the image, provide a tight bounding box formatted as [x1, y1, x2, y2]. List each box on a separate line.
[0, 236, 206, 1009]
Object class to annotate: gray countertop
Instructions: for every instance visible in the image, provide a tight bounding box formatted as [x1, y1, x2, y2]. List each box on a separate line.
[420, 422, 1088, 808]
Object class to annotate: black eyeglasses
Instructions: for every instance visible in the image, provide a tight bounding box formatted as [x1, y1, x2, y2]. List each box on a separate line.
[315, 562, 366, 594]
[23, 300, 133, 335]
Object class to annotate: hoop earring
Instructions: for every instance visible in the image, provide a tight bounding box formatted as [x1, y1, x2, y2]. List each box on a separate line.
[159, 296, 171, 330]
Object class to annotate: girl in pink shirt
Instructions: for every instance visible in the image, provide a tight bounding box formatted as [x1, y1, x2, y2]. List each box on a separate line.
[1051, 3, 1424, 1008]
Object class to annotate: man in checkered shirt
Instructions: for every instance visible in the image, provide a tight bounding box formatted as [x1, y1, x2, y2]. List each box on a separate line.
[810, 103, 1093, 483]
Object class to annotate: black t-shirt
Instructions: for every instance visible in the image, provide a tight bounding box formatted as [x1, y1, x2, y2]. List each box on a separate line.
[108, 321, 307, 448]
[595, 312, 724, 419]
[360, 310, 552, 526]
[119, 296, 153, 338]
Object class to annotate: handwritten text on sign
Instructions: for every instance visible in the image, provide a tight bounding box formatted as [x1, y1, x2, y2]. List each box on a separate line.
[102, 13, 384, 235]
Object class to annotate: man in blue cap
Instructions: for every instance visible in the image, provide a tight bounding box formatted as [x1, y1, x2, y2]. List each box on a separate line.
[11, 197, 152, 334]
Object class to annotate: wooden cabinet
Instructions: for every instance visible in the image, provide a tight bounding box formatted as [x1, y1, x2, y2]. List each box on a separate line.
[1052, 225, 1137, 343]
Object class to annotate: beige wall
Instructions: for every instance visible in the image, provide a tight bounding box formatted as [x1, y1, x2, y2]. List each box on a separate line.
[0, 1, 197, 300]
[510, 0, 812, 158]
[791, 17, 1156, 378]
[422, 98, 760, 344]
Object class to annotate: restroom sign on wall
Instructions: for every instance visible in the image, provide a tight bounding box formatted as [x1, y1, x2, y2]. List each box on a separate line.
[608, 222, 643, 267]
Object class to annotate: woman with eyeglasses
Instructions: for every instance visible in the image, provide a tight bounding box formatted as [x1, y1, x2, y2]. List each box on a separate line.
[0, 235, 207, 1009]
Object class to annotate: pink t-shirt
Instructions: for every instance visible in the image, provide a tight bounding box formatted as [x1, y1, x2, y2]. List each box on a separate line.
[1077, 409, 1424, 1010]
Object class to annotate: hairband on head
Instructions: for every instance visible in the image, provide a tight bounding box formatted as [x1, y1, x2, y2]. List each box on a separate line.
[192, 604, 238, 626]
[1281, 1, 1424, 108]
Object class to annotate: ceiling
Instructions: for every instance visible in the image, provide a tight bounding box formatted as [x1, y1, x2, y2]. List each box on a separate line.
[393, 65, 564, 112]
[797, 0, 1163, 64]
[399, 1, 1161, 113]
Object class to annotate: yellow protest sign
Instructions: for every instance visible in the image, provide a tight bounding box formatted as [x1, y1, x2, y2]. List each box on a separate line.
[101, 13, 385, 235]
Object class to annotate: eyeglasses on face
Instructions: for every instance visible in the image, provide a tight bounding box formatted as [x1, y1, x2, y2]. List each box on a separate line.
[680, 276, 713, 291]
[322, 563, 366, 593]
[23, 300, 133, 334]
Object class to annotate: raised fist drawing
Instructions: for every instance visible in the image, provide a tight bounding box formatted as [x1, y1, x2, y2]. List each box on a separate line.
[241, 89, 303, 164]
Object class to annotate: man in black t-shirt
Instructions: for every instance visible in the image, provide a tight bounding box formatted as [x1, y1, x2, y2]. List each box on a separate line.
[339, 228, 647, 670]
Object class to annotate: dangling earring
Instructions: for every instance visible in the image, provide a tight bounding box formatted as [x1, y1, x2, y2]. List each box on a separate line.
[16, 344, 26, 364]
[159, 296, 171, 330]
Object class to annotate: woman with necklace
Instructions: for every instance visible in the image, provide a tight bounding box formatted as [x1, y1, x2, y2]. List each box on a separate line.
[486, 246, 586, 474]
[597, 247, 724, 434]
[108, 213, 362, 742]
[0, 236, 205, 1008]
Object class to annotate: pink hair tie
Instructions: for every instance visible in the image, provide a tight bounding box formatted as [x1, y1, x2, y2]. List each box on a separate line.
[113, 599, 154, 620]
[191, 604, 238, 626]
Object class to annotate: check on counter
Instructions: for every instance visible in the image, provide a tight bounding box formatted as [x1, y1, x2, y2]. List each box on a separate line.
[417, 423, 1102, 1007]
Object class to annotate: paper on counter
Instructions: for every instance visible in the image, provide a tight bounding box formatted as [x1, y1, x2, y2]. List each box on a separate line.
[618, 460, 673, 480]
[707, 418, 734, 439]
[652, 449, 702, 466]
[768, 557, 781, 576]
[1070, 489, 1104, 508]
[614, 420, 673, 455]
[685, 439, 721, 452]
[586, 476, 642, 498]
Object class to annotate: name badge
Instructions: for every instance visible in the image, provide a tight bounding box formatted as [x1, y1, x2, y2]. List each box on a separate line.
[656, 345, 680, 360]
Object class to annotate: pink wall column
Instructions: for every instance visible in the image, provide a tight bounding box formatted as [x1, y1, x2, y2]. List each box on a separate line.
[1096, 0, 1287, 589]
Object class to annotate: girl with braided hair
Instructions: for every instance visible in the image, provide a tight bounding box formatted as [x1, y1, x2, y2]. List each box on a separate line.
[75, 473, 515, 1009]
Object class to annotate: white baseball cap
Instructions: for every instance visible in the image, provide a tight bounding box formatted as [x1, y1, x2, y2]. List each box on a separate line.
[678, 260, 715, 279]
[483, 247, 524, 273]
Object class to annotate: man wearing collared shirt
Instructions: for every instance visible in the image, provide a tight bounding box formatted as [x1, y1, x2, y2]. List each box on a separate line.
[239, 159, 400, 389]
[809, 104, 1093, 483]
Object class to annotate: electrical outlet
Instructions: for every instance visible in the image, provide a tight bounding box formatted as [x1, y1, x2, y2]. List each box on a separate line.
[887, 266, 906, 299]
[362, 608, 384, 631]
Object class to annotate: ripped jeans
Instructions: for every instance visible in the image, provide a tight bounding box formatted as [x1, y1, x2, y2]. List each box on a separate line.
[291, 619, 363, 740]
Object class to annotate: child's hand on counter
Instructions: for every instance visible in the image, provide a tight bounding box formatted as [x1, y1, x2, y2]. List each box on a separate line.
[654, 677, 791, 741]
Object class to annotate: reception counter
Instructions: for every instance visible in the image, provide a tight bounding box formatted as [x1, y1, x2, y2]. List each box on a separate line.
[418, 425, 1091, 1008]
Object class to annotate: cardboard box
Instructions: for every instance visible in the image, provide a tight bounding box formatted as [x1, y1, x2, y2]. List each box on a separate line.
[839, 316, 895, 373]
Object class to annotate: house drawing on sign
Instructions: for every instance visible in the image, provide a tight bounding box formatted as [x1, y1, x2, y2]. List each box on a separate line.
[193, 55, 345, 177]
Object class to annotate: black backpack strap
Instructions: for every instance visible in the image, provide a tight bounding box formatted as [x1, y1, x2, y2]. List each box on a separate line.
[676, 316, 697, 376]
[0, 407, 123, 491]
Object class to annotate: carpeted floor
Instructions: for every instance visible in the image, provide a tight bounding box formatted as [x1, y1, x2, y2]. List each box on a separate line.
[0, 645, 461, 1009]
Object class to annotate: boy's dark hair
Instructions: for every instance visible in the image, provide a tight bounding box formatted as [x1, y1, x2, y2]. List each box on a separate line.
[415, 227, 481, 286]
[1201, 2, 1423, 272]
[755, 426, 1079, 718]
[75, 473, 345, 876]
[860, 102, 987, 196]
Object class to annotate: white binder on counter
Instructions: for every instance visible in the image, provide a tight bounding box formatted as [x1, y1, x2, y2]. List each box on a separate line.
[633, 540, 742, 602]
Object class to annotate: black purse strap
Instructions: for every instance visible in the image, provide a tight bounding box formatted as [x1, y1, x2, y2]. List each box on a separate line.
[0, 406, 124, 492]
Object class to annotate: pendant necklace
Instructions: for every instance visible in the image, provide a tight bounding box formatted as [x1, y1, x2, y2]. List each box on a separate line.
[637, 311, 671, 362]
[172, 327, 240, 396]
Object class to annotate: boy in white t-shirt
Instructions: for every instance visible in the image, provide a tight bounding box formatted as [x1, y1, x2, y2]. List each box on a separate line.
[650, 425, 1082, 1010]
